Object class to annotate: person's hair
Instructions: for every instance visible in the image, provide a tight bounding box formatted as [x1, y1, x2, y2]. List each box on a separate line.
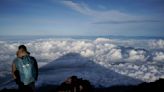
[18, 45, 27, 51]
[71, 76, 78, 81]
[18, 45, 30, 54]
[71, 76, 77, 79]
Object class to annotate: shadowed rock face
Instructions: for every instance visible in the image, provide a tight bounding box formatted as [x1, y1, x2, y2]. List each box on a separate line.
[38, 53, 142, 87]
[0, 79, 164, 92]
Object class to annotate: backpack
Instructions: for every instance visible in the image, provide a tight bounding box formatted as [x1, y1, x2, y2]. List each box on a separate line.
[15, 55, 37, 85]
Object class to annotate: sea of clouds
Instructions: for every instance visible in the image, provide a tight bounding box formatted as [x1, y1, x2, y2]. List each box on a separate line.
[0, 38, 164, 87]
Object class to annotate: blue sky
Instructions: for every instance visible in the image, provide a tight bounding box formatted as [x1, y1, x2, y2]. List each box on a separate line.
[0, 0, 164, 36]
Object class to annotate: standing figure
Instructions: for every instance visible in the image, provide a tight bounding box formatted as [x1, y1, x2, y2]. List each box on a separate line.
[12, 45, 38, 92]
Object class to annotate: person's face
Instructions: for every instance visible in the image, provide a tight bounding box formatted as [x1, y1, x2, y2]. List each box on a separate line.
[65, 77, 72, 84]
[16, 49, 24, 58]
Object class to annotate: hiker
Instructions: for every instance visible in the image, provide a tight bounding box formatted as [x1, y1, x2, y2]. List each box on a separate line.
[57, 76, 93, 92]
[12, 45, 38, 92]
[57, 76, 74, 92]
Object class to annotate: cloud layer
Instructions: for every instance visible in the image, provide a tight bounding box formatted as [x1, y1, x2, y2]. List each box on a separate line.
[0, 38, 164, 85]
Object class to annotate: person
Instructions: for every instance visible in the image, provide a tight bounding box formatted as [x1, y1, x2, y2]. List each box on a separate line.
[12, 45, 38, 92]
[57, 76, 93, 92]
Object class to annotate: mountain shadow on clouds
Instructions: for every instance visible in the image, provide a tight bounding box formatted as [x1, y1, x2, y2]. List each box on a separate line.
[38, 53, 142, 87]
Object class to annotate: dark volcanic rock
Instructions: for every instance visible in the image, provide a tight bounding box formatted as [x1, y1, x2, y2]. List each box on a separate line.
[0, 78, 163, 92]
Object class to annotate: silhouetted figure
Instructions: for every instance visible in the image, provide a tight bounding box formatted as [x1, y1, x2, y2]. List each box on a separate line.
[57, 76, 93, 92]
[12, 45, 38, 92]
[78, 79, 92, 92]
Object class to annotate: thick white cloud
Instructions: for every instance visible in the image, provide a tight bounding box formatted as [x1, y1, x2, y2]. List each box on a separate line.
[107, 48, 122, 61]
[0, 38, 164, 66]
[149, 39, 164, 49]
[94, 38, 113, 43]
[153, 52, 164, 61]
[81, 49, 94, 57]
[127, 50, 147, 61]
